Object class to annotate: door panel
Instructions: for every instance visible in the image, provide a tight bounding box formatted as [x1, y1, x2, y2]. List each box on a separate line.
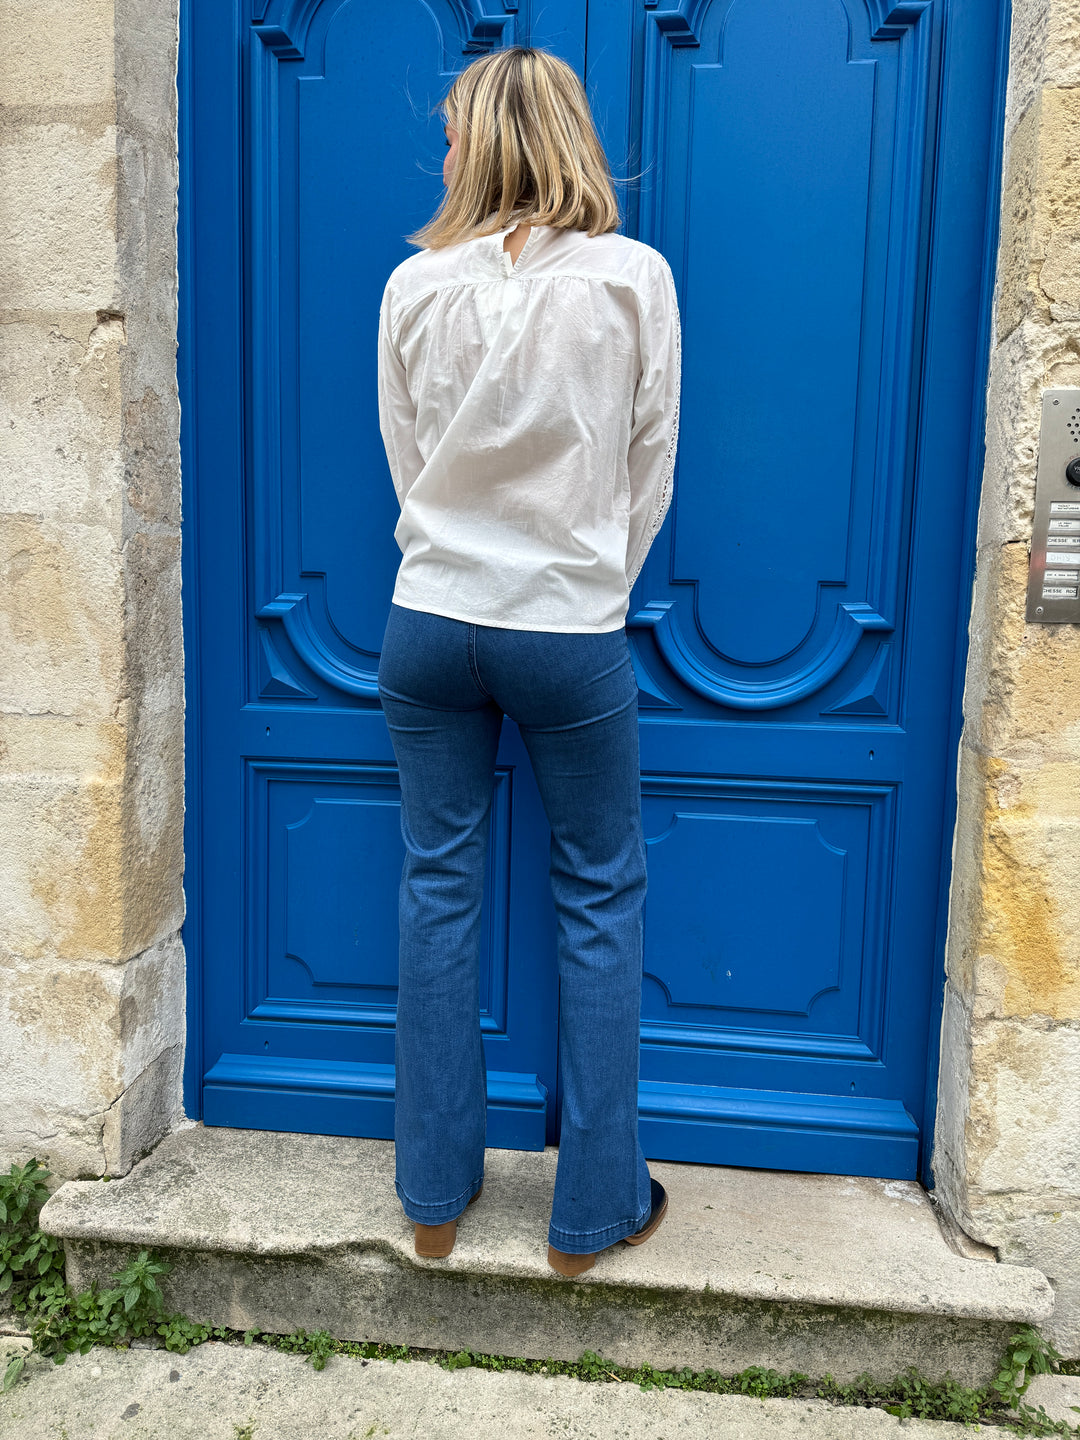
[197, 0, 561, 1148]
[625, 0, 930, 714]
[585, 0, 952, 1175]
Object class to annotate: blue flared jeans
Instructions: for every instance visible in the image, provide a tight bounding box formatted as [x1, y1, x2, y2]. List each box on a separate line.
[377, 602, 652, 1254]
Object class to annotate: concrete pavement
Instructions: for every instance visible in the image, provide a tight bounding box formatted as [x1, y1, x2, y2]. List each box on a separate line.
[0, 1340, 1022, 1440]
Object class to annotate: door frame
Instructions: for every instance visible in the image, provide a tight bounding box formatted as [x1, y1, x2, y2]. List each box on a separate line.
[911, 0, 1013, 1187]
[177, 0, 1013, 1191]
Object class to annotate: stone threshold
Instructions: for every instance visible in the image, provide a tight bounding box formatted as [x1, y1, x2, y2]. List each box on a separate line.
[39, 1123, 1054, 1387]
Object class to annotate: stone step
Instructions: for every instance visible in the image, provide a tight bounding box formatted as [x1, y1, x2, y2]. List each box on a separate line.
[39, 1124, 1054, 1388]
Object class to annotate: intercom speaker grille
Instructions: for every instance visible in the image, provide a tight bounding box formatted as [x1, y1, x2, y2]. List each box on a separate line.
[1052, 397, 1079, 445]
[1028, 388, 1080, 623]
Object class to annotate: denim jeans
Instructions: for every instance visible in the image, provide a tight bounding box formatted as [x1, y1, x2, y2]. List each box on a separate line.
[377, 602, 653, 1254]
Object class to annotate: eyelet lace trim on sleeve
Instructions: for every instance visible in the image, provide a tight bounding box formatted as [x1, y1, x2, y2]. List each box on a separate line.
[626, 314, 681, 591]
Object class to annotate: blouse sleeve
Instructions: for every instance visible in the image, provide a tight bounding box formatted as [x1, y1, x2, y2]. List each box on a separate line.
[377, 282, 425, 507]
[624, 256, 682, 590]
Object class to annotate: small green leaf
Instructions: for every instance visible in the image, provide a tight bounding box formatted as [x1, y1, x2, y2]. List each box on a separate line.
[2, 1355, 24, 1393]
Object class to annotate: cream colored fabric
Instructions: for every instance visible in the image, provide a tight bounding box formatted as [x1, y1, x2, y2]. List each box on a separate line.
[377, 221, 682, 633]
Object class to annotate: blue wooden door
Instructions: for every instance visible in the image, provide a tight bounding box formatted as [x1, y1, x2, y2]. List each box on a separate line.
[180, 0, 1006, 1180]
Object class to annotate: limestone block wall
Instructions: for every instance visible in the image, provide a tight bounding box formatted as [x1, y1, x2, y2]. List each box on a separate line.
[0, 0, 185, 1178]
[932, 0, 1080, 1359]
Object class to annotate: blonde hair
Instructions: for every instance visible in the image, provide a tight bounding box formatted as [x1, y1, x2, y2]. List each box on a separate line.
[407, 47, 620, 249]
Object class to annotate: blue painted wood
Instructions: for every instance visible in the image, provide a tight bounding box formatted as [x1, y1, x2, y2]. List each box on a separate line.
[638, 1081, 919, 1178]
[178, 0, 201, 1118]
[204, 1055, 548, 1149]
[180, 0, 1008, 1178]
[908, 0, 1012, 1189]
[184, 0, 560, 1149]
[585, 0, 1004, 1180]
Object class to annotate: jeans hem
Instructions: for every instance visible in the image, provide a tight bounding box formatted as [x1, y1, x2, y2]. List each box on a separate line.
[396, 1175, 484, 1225]
[548, 1203, 651, 1255]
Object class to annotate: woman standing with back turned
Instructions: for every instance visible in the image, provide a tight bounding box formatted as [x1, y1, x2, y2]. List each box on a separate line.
[376, 45, 681, 1277]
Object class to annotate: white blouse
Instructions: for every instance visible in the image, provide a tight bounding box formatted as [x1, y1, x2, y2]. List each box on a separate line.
[377, 220, 682, 633]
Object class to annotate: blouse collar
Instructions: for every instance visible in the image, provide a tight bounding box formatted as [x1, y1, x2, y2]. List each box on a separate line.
[482, 214, 543, 273]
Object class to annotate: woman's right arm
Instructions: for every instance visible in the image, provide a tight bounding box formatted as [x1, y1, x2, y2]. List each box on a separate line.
[377, 283, 425, 506]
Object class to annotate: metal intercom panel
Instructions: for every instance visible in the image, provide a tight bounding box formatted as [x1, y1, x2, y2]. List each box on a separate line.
[1026, 389, 1080, 623]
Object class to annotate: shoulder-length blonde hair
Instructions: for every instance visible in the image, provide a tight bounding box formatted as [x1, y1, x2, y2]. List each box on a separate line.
[407, 46, 620, 250]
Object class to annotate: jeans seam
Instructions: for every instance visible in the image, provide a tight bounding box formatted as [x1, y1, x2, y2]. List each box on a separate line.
[548, 1202, 652, 1251]
[378, 682, 479, 714]
[519, 690, 639, 734]
[396, 1174, 484, 1221]
[466, 623, 485, 695]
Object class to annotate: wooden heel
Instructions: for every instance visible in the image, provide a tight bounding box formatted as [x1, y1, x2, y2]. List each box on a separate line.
[415, 1218, 458, 1258]
[547, 1245, 596, 1276]
[413, 1184, 483, 1259]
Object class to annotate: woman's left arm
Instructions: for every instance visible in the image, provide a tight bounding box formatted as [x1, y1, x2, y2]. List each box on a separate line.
[377, 283, 425, 506]
[624, 257, 682, 589]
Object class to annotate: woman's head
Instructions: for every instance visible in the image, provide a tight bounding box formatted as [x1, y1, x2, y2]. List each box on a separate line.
[407, 47, 620, 249]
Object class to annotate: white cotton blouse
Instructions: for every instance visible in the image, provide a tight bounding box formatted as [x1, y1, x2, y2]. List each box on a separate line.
[376, 219, 682, 633]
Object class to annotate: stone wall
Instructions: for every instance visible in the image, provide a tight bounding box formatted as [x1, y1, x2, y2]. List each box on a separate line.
[0, 0, 185, 1179]
[932, 0, 1080, 1359]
